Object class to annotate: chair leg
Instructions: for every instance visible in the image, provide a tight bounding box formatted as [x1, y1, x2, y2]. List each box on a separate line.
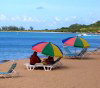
[27, 65, 35, 70]
[0, 74, 5, 78]
[43, 66, 52, 71]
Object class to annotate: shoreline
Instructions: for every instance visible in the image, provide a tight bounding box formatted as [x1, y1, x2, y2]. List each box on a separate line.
[0, 31, 100, 34]
[0, 50, 100, 64]
[0, 60, 10, 64]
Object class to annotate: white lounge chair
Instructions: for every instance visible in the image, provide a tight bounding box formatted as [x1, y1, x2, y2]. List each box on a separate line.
[42, 58, 62, 71]
[24, 63, 36, 70]
[24, 58, 62, 71]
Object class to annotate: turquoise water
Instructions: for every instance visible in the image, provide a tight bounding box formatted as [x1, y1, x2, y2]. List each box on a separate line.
[0, 32, 100, 61]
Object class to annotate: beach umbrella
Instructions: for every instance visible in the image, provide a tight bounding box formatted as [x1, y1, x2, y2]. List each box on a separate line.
[32, 42, 63, 57]
[62, 36, 90, 58]
[62, 36, 90, 48]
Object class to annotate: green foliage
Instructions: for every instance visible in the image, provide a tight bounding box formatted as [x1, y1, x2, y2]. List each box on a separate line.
[19, 26, 25, 31]
[0, 20, 100, 33]
[29, 26, 34, 30]
[45, 29, 48, 30]
[1, 26, 19, 31]
[54, 21, 100, 33]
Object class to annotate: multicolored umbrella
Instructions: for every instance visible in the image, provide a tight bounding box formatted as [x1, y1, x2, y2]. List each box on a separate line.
[32, 42, 63, 57]
[62, 36, 90, 48]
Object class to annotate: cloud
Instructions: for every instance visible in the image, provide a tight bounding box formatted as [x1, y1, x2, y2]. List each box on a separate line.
[64, 16, 78, 22]
[36, 6, 44, 10]
[22, 16, 34, 22]
[54, 17, 61, 22]
[65, 17, 69, 22]
[72, 16, 77, 19]
[0, 14, 7, 21]
[11, 16, 21, 21]
[91, 20, 98, 24]
[0, 14, 40, 22]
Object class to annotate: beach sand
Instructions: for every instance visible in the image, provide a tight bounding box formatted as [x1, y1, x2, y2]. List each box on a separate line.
[0, 52, 100, 88]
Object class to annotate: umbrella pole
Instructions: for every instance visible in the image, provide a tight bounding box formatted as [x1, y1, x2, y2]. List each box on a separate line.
[75, 47, 76, 54]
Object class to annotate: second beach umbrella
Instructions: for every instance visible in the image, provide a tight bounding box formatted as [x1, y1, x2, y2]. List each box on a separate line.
[62, 36, 90, 48]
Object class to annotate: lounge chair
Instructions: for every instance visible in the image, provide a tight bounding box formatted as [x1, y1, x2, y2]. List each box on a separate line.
[24, 63, 36, 70]
[64, 46, 88, 59]
[24, 58, 62, 71]
[0, 62, 17, 78]
[87, 47, 100, 54]
[43, 57, 62, 71]
[77, 48, 87, 58]
[63, 47, 76, 57]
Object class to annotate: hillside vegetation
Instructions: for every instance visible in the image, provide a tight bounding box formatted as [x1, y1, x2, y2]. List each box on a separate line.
[0, 21, 100, 33]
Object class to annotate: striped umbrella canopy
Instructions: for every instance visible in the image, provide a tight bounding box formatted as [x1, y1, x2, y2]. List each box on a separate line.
[32, 42, 63, 57]
[62, 36, 90, 48]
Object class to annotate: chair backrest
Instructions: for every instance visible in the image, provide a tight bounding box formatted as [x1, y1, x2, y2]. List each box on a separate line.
[7, 63, 17, 73]
[53, 57, 61, 64]
[64, 47, 76, 56]
[88, 47, 100, 53]
[94, 47, 100, 52]
[77, 48, 87, 56]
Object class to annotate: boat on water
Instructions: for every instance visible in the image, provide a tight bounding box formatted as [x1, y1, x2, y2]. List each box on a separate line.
[78, 33, 89, 36]
[78, 33, 100, 36]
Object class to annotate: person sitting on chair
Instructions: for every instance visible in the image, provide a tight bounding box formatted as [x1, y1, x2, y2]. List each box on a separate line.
[42, 56, 54, 65]
[29, 51, 41, 65]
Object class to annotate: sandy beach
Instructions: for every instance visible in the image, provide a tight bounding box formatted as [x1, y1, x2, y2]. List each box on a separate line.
[0, 52, 100, 88]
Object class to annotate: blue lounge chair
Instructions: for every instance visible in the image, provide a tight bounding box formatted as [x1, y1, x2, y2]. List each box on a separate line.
[63, 47, 76, 57]
[0, 62, 17, 78]
[77, 48, 87, 57]
[87, 47, 100, 54]
[64, 47, 87, 59]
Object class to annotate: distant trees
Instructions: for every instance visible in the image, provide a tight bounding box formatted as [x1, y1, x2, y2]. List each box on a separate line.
[90, 21, 100, 27]
[29, 26, 34, 30]
[0, 26, 26, 31]
[0, 26, 19, 31]
[19, 26, 25, 31]
[68, 24, 87, 32]
[54, 21, 100, 33]
[0, 21, 100, 33]
[45, 29, 48, 31]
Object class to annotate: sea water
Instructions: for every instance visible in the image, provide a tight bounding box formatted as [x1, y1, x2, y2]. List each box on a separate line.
[0, 32, 100, 61]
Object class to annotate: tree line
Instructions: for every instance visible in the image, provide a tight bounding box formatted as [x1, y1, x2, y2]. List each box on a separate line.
[52, 21, 100, 33]
[0, 21, 100, 33]
[0, 26, 34, 31]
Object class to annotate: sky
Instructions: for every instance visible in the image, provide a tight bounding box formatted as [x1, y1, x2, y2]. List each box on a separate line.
[0, 0, 100, 30]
